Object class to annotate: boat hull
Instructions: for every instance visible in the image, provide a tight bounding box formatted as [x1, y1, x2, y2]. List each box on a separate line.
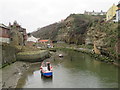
[41, 71, 53, 77]
[59, 56, 63, 57]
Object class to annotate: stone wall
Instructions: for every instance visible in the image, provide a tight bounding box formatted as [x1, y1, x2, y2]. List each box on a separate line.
[0, 45, 2, 67]
[16, 50, 50, 62]
[10, 30, 24, 46]
[1, 45, 17, 67]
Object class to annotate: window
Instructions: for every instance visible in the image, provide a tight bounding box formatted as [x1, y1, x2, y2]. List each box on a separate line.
[10, 38, 13, 41]
[3, 29, 6, 34]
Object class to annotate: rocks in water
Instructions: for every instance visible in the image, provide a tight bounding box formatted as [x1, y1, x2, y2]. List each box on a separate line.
[18, 73, 22, 75]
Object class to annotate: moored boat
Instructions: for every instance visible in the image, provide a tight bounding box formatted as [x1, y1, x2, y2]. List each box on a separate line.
[59, 54, 63, 57]
[40, 62, 53, 77]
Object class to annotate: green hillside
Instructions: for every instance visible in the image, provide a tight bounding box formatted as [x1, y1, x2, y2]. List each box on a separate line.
[31, 14, 119, 59]
[86, 21, 118, 59]
[32, 14, 103, 44]
[32, 23, 59, 40]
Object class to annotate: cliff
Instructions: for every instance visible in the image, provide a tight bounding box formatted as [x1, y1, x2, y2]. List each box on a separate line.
[32, 14, 103, 44]
[32, 23, 59, 40]
[86, 21, 118, 59]
[31, 14, 119, 59]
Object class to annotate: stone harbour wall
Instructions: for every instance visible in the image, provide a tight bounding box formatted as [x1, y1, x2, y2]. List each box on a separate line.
[16, 50, 50, 62]
[1, 45, 17, 68]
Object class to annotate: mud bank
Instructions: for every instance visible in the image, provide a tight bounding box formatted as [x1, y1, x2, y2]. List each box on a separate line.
[1, 61, 31, 88]
[1, 49, 51, 89]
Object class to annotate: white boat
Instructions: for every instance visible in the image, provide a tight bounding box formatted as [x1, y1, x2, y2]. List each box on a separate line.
[59, 54, 63, 57]
[40, 62, 53, 77]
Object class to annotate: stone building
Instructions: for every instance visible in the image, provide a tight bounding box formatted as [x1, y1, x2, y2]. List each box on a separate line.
[84, 10, 106, 16]
[9, 21, 27, 46]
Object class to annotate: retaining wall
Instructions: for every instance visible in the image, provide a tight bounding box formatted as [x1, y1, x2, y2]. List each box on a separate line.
[16, 50, 50, 62]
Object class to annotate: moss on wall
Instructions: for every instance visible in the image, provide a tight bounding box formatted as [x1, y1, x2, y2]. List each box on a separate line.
[1, 44, 17, 68]
[16, 50, 50, 62]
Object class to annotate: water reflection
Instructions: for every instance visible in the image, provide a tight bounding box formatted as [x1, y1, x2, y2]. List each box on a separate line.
[41, 76, 53, 83]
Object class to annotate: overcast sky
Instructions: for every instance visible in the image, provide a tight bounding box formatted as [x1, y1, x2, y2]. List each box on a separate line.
[0, 0, 119, 33]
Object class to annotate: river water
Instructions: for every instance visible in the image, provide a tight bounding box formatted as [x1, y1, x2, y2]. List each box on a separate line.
[16, 50, 118, 88]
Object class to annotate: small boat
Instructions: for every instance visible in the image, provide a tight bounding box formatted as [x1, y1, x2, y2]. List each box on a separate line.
[40, 62, 53, 77]
[59, 54, 63, 57]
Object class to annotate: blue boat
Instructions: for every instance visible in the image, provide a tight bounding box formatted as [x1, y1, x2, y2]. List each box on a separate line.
[40, 62, 53, 77]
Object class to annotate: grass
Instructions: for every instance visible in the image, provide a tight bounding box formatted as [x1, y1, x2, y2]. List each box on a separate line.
[17, 50, 47, 55]
[77, 44, 93, 49]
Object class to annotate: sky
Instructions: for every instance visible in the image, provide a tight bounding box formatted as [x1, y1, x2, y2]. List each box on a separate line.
[0, 0, 119, 33]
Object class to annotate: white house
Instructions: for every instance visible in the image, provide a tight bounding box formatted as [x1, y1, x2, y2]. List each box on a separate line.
[27, 35, 39, 42]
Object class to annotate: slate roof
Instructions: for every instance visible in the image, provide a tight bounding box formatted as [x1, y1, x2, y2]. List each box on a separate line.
[0, 23, 9, 29]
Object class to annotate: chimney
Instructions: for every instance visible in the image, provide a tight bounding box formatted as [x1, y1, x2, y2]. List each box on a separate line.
[9, 22, 11, 26]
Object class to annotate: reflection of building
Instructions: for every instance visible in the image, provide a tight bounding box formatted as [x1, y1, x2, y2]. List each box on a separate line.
[0, 24, 10, 44]
[84, 10, 106, 15]
[106, 4, 118, 21]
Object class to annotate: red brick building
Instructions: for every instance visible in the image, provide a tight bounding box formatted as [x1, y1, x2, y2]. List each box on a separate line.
[0, 24, 10, 44]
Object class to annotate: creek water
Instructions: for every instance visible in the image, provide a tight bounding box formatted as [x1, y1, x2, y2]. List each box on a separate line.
[16, 50, 118, 88]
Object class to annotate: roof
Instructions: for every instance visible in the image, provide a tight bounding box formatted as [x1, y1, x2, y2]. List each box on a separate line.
[118, 1, 120, 6]
[0, 23, 9, 29]
[39, 40, 49, 42]
[119, 1, 120, 4]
